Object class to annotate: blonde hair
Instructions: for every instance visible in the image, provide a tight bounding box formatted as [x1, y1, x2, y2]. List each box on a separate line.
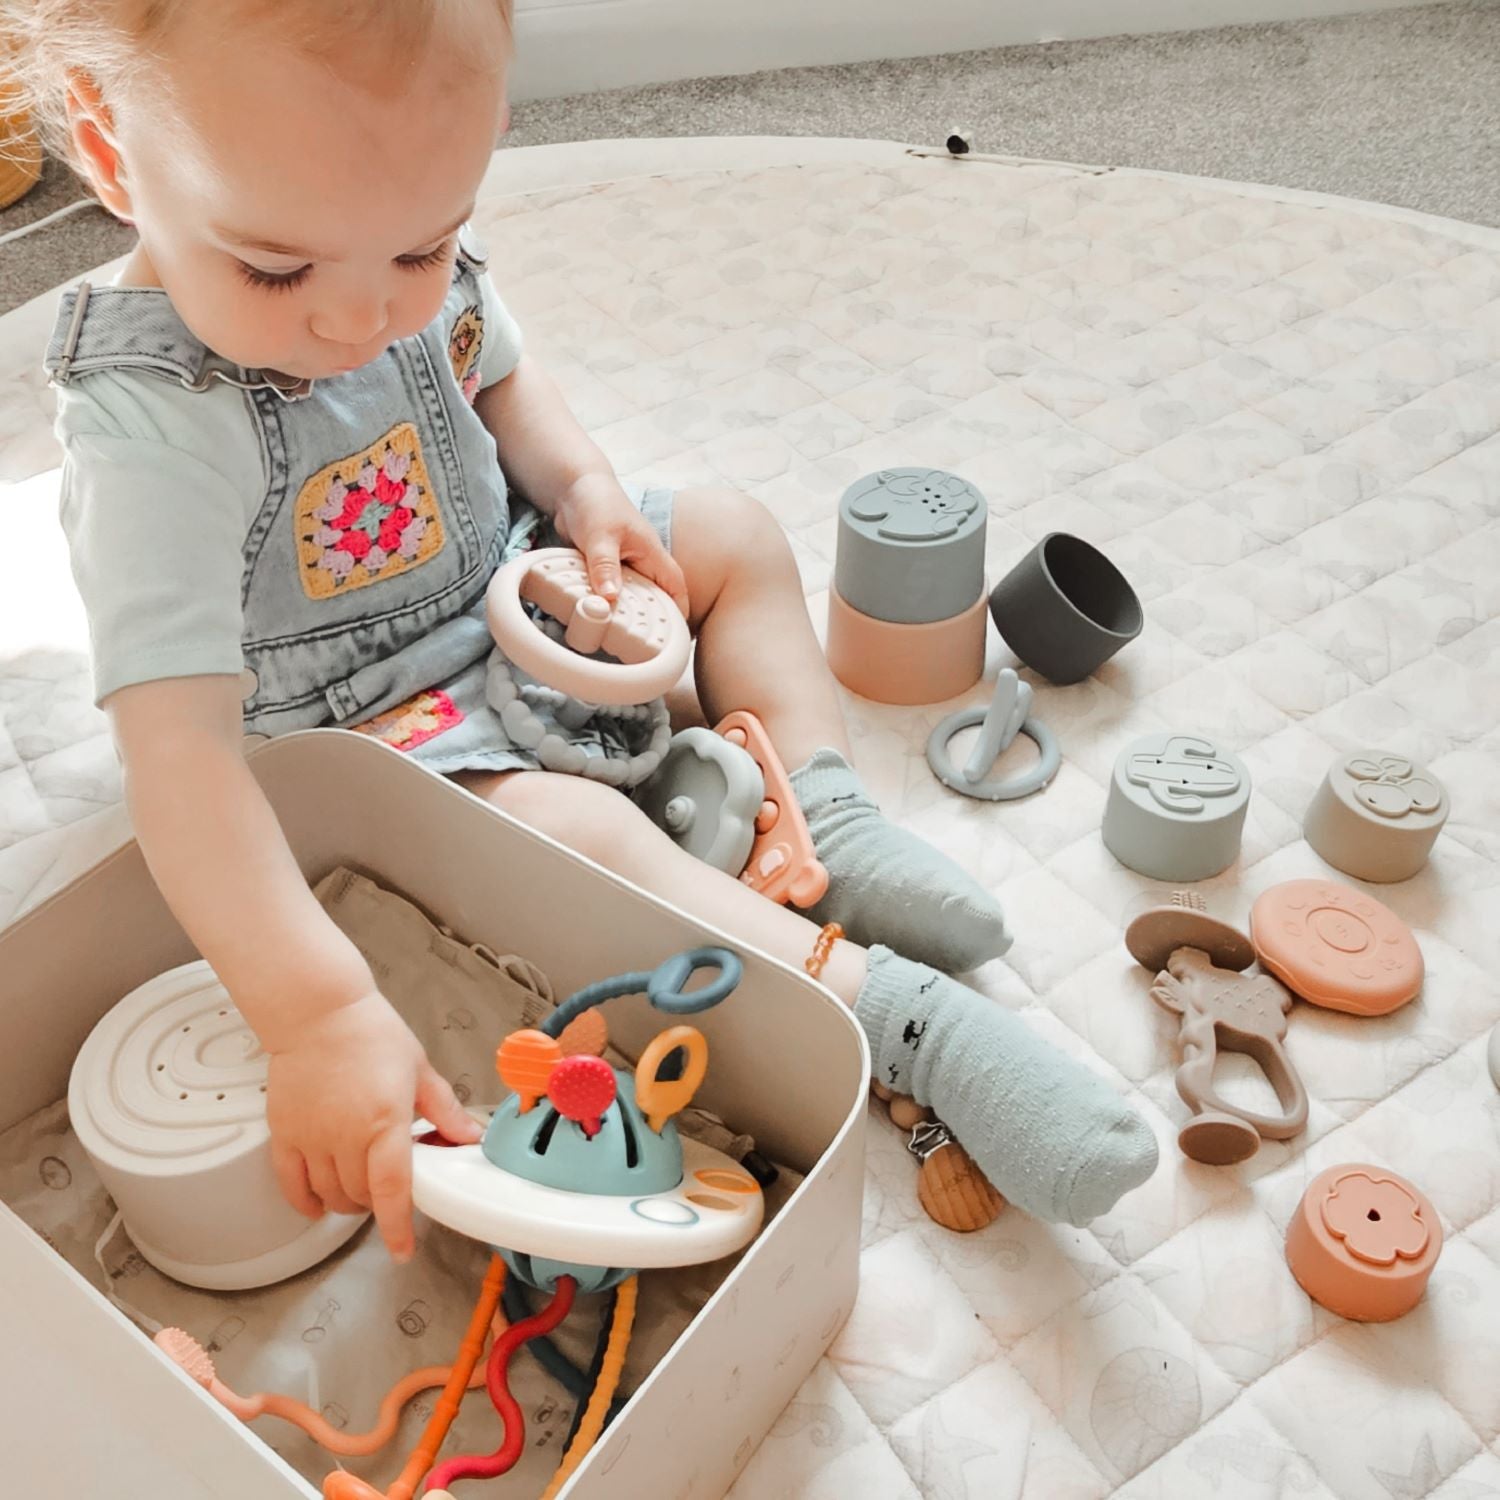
[1, 0, 512, 162]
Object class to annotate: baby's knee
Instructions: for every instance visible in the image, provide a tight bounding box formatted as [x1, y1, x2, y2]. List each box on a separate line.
[484, 771, 629, 857]
[678, 485, 788, 569]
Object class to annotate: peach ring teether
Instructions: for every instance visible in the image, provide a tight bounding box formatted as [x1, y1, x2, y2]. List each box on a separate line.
[486, 546, 691, 706]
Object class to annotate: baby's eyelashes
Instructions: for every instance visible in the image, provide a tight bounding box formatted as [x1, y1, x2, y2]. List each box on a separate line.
[237, 260, 313, 293]
[229, 231, 457, 298]
[395, 240, 456, 273]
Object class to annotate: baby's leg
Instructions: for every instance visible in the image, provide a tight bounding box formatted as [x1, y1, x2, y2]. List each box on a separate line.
[672, 485, 849, 770]
[459, 768, 1155, 1224]
[458, 766, 861, 988]
[670, 486, 1010, 971]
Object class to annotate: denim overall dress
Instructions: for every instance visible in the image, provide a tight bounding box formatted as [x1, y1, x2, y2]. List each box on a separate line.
[45, 241, 673, 781]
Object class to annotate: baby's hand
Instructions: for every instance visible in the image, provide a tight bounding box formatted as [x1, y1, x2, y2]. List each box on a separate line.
[264, 992, 482, 1261]
[554, 474, 690, 616]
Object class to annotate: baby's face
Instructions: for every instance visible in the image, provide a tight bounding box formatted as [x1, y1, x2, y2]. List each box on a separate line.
[114, 9, 510, 380]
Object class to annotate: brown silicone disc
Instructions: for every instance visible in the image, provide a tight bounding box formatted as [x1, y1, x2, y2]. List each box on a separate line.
[1178, 1112, 1261, 1165]
[1125, 907, 1256, 974]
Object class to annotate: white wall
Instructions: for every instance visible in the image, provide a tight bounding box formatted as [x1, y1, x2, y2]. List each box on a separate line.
[509, 0, 1435, 100]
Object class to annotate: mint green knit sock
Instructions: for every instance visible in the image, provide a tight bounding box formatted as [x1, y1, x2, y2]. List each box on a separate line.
[791, 748, 1010, 971]
[856, 947, 1157, 1224]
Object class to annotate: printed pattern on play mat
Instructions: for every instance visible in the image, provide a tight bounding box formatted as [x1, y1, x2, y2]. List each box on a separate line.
[3, 155, 1500, 1498]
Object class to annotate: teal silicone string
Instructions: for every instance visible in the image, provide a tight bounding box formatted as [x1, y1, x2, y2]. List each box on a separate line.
[539, 947, 743, 1038]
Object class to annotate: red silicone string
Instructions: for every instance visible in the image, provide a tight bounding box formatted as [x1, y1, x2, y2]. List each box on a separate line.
[424, 1275, 577, 1491]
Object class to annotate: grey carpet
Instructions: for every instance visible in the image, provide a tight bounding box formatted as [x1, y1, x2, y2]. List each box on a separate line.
[3, 0, 1499, 316]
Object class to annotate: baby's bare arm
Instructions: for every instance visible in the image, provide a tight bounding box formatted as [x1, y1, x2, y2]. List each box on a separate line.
[476, 351, 687, 605]
[106, 676, 479, 1256]
[474, 351, 612, 514]
[108, 674, 371, 1046]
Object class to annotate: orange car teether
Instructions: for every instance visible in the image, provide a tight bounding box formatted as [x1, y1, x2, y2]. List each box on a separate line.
[716, 711, 828, 909]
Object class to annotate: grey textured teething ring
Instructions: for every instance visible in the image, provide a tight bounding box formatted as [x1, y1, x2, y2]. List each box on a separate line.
[926, 708, 1060, 801]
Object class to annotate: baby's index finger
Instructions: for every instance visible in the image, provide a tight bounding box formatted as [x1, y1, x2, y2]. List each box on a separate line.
[367, 1123, 415, 1263]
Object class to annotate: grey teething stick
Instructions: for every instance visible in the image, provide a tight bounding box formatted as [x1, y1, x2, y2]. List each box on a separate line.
[961, 669, 1031, 783]
[926, 669, 1061, 802]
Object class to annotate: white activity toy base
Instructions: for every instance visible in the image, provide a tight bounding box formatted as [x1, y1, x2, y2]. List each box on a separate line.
[67, 962, 369, 1290]
[411, 1132, 764, 1269]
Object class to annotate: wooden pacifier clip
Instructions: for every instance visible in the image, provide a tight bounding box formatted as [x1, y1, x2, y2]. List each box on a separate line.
[806, 923, 1006, 1234]
[869, 1084, 1006, 1233]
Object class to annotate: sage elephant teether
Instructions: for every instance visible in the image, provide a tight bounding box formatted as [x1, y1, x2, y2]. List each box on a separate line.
[1125, 894, 1308, 1166]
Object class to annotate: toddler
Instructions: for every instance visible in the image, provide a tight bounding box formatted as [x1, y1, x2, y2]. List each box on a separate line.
[9, 0, 1155, 1261]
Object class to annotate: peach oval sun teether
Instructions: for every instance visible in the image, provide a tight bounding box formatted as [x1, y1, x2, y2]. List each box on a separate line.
[1250, 879, 1423, 1017]
[486, 546, 691, 706]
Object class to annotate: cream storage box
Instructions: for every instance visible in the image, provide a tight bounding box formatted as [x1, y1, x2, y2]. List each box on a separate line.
[0, 730, 869, 1499]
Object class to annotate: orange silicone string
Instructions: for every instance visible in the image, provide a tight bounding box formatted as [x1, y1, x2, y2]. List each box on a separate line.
[219, 1360, 479, 1458]
[386, 1254, 509, 1500]
[537, 1274, 637, 1500]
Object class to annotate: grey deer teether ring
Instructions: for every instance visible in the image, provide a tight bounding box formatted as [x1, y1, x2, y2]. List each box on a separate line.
[927, 669, 1060, 801]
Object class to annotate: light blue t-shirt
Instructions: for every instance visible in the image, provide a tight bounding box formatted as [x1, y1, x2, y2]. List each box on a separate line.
[55, 272, 523, 705]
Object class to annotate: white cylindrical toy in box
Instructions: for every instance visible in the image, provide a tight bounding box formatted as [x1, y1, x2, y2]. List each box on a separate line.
[67, 960, 368, 1290]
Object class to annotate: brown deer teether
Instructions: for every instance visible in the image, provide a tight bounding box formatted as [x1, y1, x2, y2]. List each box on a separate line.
[1126, 894, 1309, 1166]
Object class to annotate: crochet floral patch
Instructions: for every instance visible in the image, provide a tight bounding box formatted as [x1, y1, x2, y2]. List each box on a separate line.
[294, 422, 445, 599]
[449, 304, 483, 404]
[351, 690, 463, 752]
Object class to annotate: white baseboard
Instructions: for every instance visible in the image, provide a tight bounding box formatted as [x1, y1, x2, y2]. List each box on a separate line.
[509, 0, 1433, 101]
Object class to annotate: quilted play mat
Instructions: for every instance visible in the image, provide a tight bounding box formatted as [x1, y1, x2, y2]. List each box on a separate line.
[2, 139, 1499, 1498]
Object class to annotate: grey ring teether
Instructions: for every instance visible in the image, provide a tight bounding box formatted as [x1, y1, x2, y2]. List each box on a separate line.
[926, 670, 1060, 801]
[927, 712, 1059, 800]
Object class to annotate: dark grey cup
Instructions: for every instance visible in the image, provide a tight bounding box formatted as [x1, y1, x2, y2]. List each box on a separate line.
[988, 533, 1143, 684]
